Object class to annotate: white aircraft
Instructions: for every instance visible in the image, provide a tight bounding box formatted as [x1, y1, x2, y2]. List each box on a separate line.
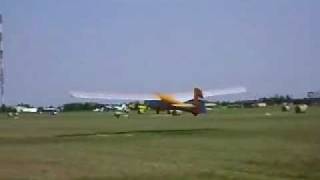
[93, 104, 128, 112]
[15, 106, 38, 113]
[113, 104, 129, 112]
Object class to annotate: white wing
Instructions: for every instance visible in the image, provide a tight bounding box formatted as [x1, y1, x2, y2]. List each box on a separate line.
[70, 91, 157, 101]
[203, 86, 247, 97]
[70, 86, 246, 101]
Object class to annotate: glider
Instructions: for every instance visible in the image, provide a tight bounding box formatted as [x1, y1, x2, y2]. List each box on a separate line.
[70, 87, 246, 116]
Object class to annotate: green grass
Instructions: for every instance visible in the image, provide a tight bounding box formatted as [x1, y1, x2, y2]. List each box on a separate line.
[0, 106, 319, 180]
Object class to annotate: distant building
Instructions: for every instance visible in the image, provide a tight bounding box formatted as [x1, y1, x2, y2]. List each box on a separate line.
[306, 91, 320, 105]
[307, 91, 320, 98]
[254, 102, 267, 107]
[235, 100, 267, 108]
[239, 100, 258, 108]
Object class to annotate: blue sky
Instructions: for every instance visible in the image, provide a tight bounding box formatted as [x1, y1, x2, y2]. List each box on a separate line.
[1, 0, 319, 105]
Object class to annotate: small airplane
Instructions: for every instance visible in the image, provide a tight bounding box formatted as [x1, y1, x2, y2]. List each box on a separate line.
[93, 104, 128, 112]
[113, 104, 129, 112]
[70, 87, 246, 116]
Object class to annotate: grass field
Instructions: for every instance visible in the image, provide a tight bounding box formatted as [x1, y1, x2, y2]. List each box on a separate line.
[0, 106, 319, 180]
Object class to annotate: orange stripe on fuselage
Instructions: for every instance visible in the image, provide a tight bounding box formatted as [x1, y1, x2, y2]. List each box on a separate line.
[156, 93, 182, 104]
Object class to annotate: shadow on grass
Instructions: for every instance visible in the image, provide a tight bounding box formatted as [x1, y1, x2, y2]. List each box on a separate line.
[2, 127, 274, 145]
[56, 128, 221, 138]
[75, 171, 228, 180]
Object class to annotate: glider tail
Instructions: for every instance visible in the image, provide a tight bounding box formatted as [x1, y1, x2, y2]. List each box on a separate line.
[193, 88, 207, 115]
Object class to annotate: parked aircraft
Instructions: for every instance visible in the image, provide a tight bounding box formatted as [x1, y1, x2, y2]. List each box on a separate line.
[93, 104, 128, 112]
[70, 87, 246, 116]
[113, 104, 129, 112]
[15, 106, 38, 113]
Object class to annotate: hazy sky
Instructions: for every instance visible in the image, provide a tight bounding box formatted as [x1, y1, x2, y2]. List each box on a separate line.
[1, 0, 319, 105]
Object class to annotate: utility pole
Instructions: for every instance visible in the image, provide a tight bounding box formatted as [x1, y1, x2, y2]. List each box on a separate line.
[0, 14, 4, 106]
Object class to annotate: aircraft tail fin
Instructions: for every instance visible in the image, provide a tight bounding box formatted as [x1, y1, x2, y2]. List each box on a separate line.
[193, 88, 207, 115]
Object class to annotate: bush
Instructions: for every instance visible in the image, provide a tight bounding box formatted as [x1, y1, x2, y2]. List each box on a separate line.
[0, 104, 16, 112]
[63, 102, 101, 112]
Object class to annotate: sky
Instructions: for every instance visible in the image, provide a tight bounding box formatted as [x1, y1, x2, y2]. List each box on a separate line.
[0, 0, 319, 105]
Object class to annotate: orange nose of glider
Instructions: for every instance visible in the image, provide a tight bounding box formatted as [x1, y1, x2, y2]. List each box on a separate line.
[155, 93, 182, 104]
